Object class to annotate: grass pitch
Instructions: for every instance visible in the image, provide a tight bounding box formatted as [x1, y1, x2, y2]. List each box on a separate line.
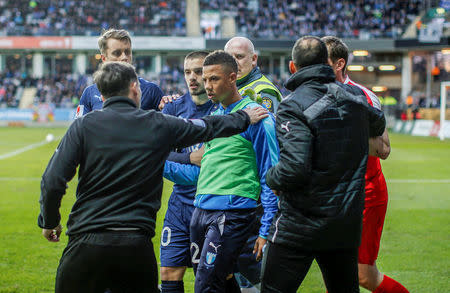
[0, 127, 448, 292]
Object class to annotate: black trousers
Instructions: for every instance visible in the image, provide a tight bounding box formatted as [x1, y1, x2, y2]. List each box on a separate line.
[55, 230, 158, 293]
[261, 241, 359, 293]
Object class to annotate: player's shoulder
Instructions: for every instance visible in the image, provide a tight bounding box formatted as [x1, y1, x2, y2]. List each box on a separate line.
[174, 93, 191, 105]
[138, 76, 163, 91]
[80, 84, 101, 102]
[163, 93, 190, 113]
[81, 83, 99, 95]
[345, 77, 381, 109]
[337, 81, 365, 97]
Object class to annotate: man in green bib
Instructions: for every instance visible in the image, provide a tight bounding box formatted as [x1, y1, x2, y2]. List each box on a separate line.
[184, 51, 279, 293]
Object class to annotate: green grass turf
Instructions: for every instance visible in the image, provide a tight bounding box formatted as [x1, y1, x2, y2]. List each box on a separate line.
[0, 128, 448, 292]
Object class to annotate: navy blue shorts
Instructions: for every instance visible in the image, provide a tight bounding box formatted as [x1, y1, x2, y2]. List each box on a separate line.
[190, 207, 256, 293]
[160, 198, 195, 267]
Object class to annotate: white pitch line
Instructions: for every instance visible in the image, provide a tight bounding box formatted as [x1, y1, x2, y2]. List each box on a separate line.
[0, 177, 41, 181]
[0, 137, 60, 160]
[388, 179, 450, 183]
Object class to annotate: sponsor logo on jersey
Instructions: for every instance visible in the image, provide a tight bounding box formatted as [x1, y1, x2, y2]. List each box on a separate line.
[75, 105, 84, 119]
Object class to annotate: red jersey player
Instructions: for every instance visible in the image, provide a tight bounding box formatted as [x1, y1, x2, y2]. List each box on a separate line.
[322, 36, 409, 293]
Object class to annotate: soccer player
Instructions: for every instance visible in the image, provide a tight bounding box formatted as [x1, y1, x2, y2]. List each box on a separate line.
[225, 37, 282, 113]
[159, 50, 218, 293]
[165, 51, 278, 293]
[75, 28, 163, 117]
[322, 36, 409, 293]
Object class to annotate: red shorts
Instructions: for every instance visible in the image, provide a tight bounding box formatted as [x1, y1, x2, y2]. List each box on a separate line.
[358, 203, 387, 265]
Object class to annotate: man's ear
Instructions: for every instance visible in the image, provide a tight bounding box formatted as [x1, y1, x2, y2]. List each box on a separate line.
[130, 81, 138, 96]
[252, 53, 258, 68]
[336, 58, 346, 72]
[289, 61, 297, 74]
[229, 71, 237, 84]
[101, 54, 107, 62]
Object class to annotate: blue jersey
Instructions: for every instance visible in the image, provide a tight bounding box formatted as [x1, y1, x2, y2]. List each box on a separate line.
[162, 93, 218, 206]
[75, 77, 163, 117]
[164, 98, 279, 238]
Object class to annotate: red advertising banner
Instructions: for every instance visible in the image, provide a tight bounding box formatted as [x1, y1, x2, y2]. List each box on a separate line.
[0, 37, 72, 49]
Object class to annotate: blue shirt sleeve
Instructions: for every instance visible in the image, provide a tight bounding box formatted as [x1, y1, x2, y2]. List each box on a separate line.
[140, 78, 164, 111]
[241, 104, 279, 238]
[79, 87, 92, 114]
[163, 161, 200, 185]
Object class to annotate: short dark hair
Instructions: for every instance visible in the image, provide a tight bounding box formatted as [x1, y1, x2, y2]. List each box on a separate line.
[98, 29, 132, 55]
[203, 50, 238, 74]
[292, 36, 328, 68]
[185, 51, 209, 61]
[93, 62, 138, 99]
[321, 36, 349, 67]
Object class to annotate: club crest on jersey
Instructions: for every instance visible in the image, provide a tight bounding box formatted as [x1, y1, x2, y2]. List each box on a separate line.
[262, 97, 273, 111]
[205, 251, 216, 265]
[75, 105, 84, 119]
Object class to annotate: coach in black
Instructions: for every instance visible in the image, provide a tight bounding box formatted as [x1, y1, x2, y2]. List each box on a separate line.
[37, 61, 267, 293]
[260, 37, 386, 293]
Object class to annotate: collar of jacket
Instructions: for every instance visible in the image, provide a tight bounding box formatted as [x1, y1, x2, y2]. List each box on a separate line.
[285, 64, 335, 91]
[236, 66, 262, 88]
[102, 96, 137, 109]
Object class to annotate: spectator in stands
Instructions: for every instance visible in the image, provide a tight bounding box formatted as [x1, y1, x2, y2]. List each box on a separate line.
[0, 0, 422, 38]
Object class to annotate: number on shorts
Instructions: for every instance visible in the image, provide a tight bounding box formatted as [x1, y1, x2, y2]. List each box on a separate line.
[190, 242, 200, 264]
[161, 227, 171, 246]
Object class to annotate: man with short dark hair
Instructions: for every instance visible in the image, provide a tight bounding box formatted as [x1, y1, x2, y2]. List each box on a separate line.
[322, 36, 409, 293]
[260, 36, 386, 293]
[193, 50, 278, 293]
[75, 28, 163, 117]
[38, 61, 268, 293]
[167, 50, 278, 293]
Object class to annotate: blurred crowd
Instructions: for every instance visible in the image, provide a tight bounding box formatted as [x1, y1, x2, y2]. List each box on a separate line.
[0, 0, 185, 36]
[201, 0, 421, 39]
[0, 70, 89, 108]
[0, 0, 422, 39]
[0, 66, 191, 108]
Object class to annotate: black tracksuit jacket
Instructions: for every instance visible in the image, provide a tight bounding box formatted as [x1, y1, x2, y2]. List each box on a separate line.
[38, 96, 251, 237]
[266, 64, 386, 250]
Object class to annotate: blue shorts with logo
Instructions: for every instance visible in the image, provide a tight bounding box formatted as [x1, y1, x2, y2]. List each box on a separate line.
[160, 197, 195, 267]
[190, 207, 256, 293]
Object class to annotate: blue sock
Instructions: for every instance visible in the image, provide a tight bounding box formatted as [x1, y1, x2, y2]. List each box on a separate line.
[161, 280, 184, 293]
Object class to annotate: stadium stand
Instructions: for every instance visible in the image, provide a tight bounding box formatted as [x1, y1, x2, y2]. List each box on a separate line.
[0, 0, 422, 39]
[200, 0, 422, 39]
[0, 0, 186, 36]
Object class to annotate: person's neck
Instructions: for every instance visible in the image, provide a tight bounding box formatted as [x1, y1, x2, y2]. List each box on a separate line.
[192, 93, 209, 106]
[336, 72, 345, 83]
[221, 90, 242, 109]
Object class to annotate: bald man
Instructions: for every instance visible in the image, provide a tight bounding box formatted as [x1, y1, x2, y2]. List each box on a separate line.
[225, 37, 282, 113]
